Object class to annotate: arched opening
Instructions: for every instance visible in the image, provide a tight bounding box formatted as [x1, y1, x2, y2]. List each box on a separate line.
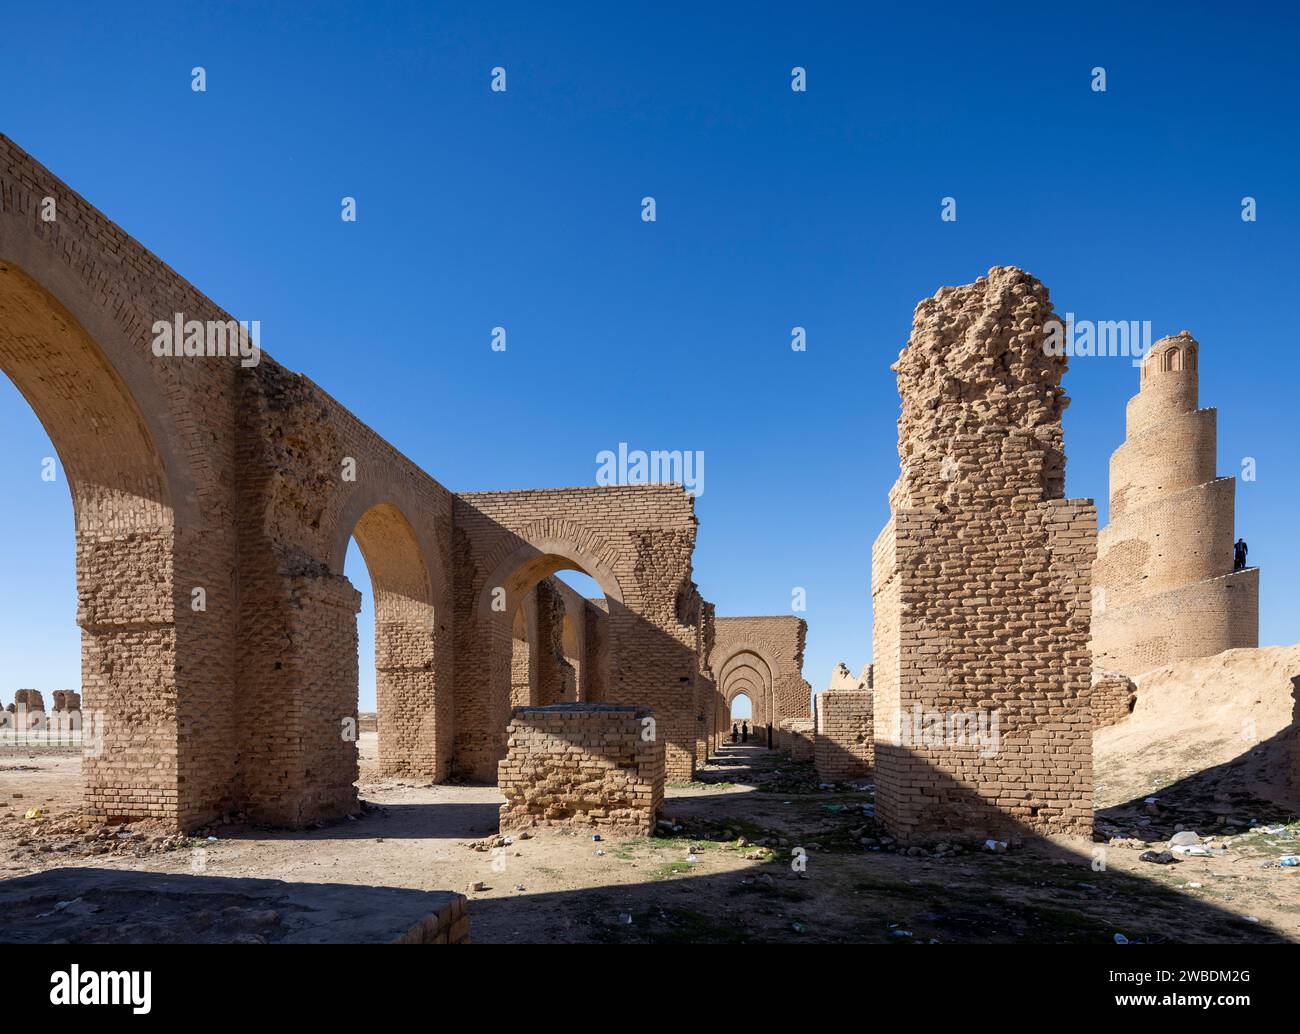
[0, 375, 77, 745]
[343, 502, 443, 781]
[725, 689, 754, 745]
[479, 549, 620, 770]
[0, 258, 180, 822]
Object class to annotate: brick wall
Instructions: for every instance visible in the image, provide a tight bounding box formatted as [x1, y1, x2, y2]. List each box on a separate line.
[815, 689, 873, 781]
[498, 704, 664, 835]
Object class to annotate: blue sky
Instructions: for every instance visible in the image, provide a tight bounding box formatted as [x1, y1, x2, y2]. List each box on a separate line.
[2, 2, 1297, 712]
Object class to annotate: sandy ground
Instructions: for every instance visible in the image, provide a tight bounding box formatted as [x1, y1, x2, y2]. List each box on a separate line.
[2, 715, 1297, 943]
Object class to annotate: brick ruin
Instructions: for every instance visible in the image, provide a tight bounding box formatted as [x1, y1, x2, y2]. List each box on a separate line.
[10, 689, 44, 712]
[0, 136, 719, 828]
[871, 267, 1097, 844]
[1092, 333, 1259, 676]
[5, 131, 1287, 849]
[498, 704, 664, 836]
[1090, 670, 1136, 730]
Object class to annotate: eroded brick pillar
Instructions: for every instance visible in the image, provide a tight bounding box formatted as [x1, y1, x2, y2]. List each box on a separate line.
[234, 363, 364, 827]
[872, 267, 1096, 844]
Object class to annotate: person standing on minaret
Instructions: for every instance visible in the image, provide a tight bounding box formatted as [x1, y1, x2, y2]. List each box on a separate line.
[1234, 537, 1248, 572]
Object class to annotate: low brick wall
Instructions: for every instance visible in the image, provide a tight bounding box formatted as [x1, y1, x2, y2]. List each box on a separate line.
[779, 718, 815, 762]
[1092, 670, 1136, 730]
[499, 704, 663, 835]
[814, 690, 873, 781]
[393, 894, 471, 944]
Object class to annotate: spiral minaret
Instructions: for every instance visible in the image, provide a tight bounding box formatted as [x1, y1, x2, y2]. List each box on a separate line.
[1092, 332, 1258, 675]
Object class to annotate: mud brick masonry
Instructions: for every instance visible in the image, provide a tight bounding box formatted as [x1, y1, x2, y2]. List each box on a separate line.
[871, 267, 1097, 844]
[498, 704, 663, 835]
[1092, 333, 1258, 676]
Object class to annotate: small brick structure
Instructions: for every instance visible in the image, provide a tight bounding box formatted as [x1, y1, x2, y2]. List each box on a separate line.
[498, 704, 664, 836]
[1091, 670, 1136, 730]
[779, 718, 815, 761]
[815, 689, 874, 781]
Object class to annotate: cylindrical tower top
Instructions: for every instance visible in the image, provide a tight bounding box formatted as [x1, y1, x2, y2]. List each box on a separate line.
[1127, 331, 1200, 434]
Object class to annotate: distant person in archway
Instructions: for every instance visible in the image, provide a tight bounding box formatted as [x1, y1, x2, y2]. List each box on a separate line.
[731, 723, 738, 744]
[1234, 538, 1248, 572]
[767, 723, 773, 749]
[741, 721, 749, 744]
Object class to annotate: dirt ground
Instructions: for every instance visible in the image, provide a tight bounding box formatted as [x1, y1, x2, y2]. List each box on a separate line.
[1, 732, 1296, 944]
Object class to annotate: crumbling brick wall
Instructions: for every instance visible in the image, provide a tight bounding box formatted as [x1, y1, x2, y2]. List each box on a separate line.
[498, 704, 663, 835]
[815, 689, 873, 781]
[872, 267, 1096, 844]
[1091, 670, 1136, 729]
[1093, 333, 1258, 675]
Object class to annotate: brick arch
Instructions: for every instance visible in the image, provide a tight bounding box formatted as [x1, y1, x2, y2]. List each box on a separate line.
[725, 683, 758, 715]
[327, 483, 449, 596]
[474, 523, 625, 620]
[0, 261, 175, 531]
[716, 645, 780, 733]
[0, 241, 202, 531]
[348, 501, 449, 780]
[722, 665, 772, 726]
